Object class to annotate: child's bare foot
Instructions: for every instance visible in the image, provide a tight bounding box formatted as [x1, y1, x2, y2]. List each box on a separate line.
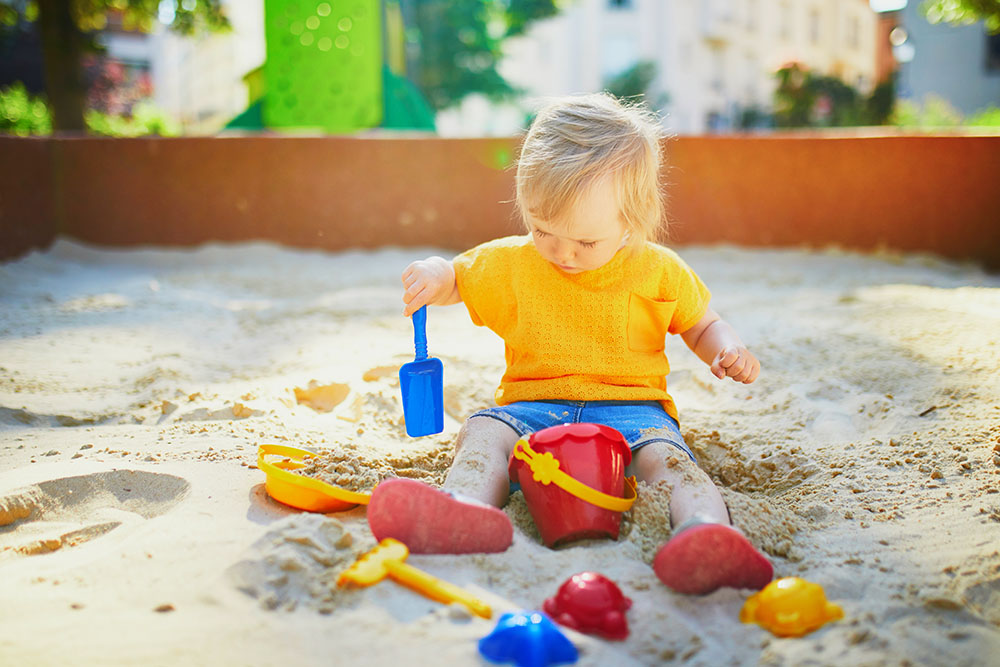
[653, 520, 773, 595]
[367, 478, 513, 554]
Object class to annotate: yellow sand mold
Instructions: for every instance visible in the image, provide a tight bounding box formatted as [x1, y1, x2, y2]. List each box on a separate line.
[740, 577, 843, 637]
[257, 444, 371, 512]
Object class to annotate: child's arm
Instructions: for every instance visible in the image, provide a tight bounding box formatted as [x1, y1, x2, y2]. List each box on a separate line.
[680, 308, 760, 384]
[401, 256, 462, 317]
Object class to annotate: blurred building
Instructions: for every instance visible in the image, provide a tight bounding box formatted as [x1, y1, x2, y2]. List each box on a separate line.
[89, 13, 154, 116]
[496, 0, 879, 134]
[884, 1, 1000, 115]
[148, 3, 265, 133]
[96, 2, 263, 133]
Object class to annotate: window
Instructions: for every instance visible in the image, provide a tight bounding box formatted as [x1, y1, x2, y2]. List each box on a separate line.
[711, 49, 726, 92]
[779, 2, 791, 40]
[809, 8, 820, 44]
[987, 31, 1000, 72]
[745, 53, 759, 101]
[706, 110, 725, 132]
[847, 15, 859, 49]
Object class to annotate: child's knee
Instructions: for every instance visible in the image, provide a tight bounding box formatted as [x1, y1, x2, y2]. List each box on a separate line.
[455, 415, 520, 457]
[630, 439, 705, 485]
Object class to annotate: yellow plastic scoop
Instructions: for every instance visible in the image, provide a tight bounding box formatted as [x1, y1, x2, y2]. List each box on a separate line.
[338, 538, 492, 619]
[740, 577, 844, 637]
[257, 444, 371, 513]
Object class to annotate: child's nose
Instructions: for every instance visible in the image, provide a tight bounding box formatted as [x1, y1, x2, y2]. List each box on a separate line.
[553, 239, 574, 262]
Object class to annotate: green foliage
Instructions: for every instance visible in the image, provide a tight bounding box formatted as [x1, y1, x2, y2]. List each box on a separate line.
[85, 100, 180, 136]
[603, 60, 657, 100]
[738, 106, 771, 130]
[865, 75, 897, 126]
[773, 63, 812, 127]
[773, 63, 895, 128]
[0, 0, 230, 132]
[892, 94, 1000, 128]
[503, 0, 562, 37]
[406, 0, 512, 110]
[0, 81, 51, 135]
[1, 82, 180, 136]
[403, 0, 561, 111]
[921, 0, 1000, 34]
[0, 1, 36, 27]
[896, 94, 963, 126]
[965, 106, 1000, 126]
[0, 0, 229, 33]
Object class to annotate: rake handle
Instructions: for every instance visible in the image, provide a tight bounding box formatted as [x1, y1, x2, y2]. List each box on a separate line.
[386, 559, 492, 619]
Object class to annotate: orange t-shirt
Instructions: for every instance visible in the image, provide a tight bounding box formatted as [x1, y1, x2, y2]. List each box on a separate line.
[453, 235, 710, 421]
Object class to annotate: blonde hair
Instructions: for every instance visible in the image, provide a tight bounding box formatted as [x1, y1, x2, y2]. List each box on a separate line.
[515, 93, 666, 246]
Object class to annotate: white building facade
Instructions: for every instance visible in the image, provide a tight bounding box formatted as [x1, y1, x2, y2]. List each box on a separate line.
[496, 0, 880, 134]
[105, 1, 883, 135]
[149, 2, 265, 133]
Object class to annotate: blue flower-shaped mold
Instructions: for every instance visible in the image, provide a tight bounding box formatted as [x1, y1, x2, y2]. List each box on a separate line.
[478, 611, 578, 667]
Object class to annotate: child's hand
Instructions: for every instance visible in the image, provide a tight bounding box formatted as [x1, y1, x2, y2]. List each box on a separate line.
[711, 346, 760, 384]
[401, 257, 459, 316]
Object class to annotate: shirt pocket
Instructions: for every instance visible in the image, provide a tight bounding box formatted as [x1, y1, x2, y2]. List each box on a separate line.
[627, 293, 677, 352]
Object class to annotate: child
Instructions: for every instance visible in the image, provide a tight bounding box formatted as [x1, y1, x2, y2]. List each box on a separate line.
[367, 93, 773, 595]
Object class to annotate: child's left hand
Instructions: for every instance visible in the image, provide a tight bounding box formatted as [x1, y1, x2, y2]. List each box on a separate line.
[711, 346, 760, 384]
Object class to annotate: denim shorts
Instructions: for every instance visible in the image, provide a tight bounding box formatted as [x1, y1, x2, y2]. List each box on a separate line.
[469, 399, 696, 463]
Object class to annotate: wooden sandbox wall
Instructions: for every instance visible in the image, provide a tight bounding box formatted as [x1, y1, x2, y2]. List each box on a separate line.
[1, 134, 998, 269]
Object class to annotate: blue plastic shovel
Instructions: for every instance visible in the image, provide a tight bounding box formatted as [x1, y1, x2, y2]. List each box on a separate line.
[399, 306, 444, 437]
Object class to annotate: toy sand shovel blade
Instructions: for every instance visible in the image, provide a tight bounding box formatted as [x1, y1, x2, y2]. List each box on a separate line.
[399, 306, 444, 437]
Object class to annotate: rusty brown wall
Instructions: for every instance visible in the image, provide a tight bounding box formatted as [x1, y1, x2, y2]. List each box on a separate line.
[2, 134, 998, 268]
[53, 136, 522, 253]
[0, 137, 56, 261]
[665, 135, 1000, 267]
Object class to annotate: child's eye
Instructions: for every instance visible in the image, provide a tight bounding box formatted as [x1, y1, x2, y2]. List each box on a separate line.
[533, 229, 548, 238]
[579, 241, 597, 249]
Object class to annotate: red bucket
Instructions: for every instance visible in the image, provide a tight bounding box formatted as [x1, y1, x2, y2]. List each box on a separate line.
[508, 423, 634, 548]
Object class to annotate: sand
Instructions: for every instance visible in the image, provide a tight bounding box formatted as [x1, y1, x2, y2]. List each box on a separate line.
[1, 238, 998, 666]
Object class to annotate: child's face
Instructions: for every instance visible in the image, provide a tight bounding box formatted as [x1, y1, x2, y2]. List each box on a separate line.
[526, 178, 627, 274]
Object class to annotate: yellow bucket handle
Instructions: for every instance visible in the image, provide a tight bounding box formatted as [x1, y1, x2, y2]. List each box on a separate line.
[511, 438, 637, 512]
[257, 444, 371, 506]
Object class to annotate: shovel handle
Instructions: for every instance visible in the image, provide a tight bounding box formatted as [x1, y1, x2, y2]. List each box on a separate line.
[412, 305, 429, 361]
[385, 559, 492, 619]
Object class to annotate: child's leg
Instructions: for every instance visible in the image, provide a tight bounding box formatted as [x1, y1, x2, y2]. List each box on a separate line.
[629, 440, 772, 594]
[628, 440, 729, 527]
[366, 416, 518, 554]
[444, 416, 523, 507]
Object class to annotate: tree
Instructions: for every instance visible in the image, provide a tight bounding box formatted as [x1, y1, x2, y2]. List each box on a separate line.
[773, 62, 894, 128]
[603, 61, 657, 100]
[921, 0, 1000, 34]
[399, 0, 560, 111]
[0, 0, 228, 133]
[503, 0, 562, 37]
[772, 63, 813, 127]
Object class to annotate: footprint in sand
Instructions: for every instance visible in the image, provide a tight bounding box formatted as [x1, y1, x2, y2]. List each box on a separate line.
[964, 577, 1000, 625]
[0, 471, 189, 557]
